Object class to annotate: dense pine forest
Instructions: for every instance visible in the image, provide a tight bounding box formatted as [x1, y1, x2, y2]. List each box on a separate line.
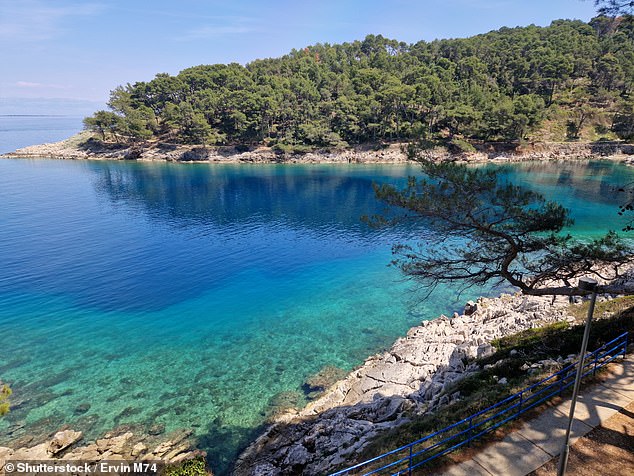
[84, 16, 634, 151]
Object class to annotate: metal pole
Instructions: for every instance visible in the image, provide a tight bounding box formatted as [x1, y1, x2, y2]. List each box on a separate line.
[557, 277, 598, 476]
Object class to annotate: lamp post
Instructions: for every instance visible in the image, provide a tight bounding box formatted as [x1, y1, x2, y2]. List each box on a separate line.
[557, 277, 599, 476]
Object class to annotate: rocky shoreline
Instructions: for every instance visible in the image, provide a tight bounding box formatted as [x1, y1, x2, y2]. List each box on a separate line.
[2, 133, 633, 164]
[0, 427, 206, 474]
[234, 292, 580, 476]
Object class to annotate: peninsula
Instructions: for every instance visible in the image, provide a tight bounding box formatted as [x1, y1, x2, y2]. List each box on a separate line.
[5, 18, 634, 162]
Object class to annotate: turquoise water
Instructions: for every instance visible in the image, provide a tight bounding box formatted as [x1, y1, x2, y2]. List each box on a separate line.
[0, 157, 631, 474]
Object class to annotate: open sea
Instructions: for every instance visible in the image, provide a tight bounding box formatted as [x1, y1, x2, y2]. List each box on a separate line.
[0, 117, 632, 473]
[0, 115, 85, 154]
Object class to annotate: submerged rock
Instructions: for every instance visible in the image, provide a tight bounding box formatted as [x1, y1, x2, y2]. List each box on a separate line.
[148, 423, 165, 436]
[303, 366, 348, 395]
[74, 403, 91, 414]
[264, 391, 304, 421]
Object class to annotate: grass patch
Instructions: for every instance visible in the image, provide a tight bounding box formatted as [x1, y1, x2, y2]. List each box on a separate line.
[490, 321, 569, 355]
[567, 295, 634, 323]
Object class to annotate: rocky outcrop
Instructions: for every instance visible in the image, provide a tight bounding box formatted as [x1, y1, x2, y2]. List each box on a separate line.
[419, 141, 634, 163]
[0, 427, 206, 473]
[47, 430, 83, 455]
[1, 136, 409, 164]
[2, 134, 632, 164]
[234, 293, 576, 476]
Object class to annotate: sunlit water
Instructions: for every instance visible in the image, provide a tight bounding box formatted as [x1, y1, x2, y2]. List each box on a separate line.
[0, 116, 84, 154]
[0, 153, 631, 473]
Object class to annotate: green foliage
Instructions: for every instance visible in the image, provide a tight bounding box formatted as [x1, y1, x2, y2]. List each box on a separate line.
[613, 95, 634, 140]
[162, 457, 208, 476]
[83, 110, 125, 142]
[370, 159, 633, 296]
[567, 294, 634, 321]
[0, 384, 11, 417]
[491, 304, 634, 360]
[594, 1, 634, 16]
[84, 17, 634, 147]
[447, 138, 476, 153]
[271, 142, 314, 154]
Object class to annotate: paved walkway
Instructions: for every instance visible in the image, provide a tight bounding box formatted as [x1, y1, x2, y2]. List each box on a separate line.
[435, 355, 634, 476]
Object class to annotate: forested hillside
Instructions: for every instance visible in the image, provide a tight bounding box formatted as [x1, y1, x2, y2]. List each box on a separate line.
[84, 16, 634, 151]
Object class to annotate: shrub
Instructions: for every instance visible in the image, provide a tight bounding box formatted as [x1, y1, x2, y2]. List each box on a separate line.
[448, 138, 476, 153]
[0, 384, 11, 416]
[163, 456, 208, 476]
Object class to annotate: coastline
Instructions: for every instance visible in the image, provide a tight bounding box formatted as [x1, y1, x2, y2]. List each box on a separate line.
[2, 133, 633, 164]
[0, 427, 206, 472]
[233, 263, 634, 475]
[1, 288, 626, 476]
[233, 291, 579, 475]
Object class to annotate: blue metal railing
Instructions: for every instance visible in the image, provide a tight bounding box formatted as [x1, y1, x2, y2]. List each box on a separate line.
[330, 332, 629, 476]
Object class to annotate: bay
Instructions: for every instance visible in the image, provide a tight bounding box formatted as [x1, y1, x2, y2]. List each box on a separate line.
[0, 155, 630, 474]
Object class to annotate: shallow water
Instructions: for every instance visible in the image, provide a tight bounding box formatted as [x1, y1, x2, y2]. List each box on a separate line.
[0, 158, 631, 473]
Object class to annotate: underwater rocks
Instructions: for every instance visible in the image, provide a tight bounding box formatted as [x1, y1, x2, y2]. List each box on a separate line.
[0, 428, 206, 473]
[303, 366, 348, 397]
[74, 403, 91, 415]
[234, 292, 575, 476]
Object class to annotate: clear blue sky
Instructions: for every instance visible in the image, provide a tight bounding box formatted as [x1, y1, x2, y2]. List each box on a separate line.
[0, 0, 598, 103]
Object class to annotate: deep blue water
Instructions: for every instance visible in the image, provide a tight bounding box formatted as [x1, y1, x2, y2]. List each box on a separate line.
[0, 122, 632, 474]
[0, 116, 84, 153]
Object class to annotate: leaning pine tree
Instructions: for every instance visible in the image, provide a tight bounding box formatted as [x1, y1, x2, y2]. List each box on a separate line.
[369, 151, 634, 296]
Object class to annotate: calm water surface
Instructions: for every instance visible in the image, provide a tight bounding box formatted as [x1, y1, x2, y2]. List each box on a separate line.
[0, 116, 84, 153]
[0, 157, 631, 473]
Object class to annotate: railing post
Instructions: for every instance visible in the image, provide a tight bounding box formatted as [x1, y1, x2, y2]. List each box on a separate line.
[467, 417, 473, 447]
[559, 373, 565, 396]
[518, 391, 523, 416]
[624, 334, 629, 358]
[408, 445, 413, 476]
[593, 352, 599, 376]
[558, 277, 598, 476]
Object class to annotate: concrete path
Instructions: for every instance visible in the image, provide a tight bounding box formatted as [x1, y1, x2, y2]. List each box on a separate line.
[434, 355, 634, 476]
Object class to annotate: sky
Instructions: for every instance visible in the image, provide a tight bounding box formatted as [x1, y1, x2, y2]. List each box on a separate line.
[0, 0, 599, 105]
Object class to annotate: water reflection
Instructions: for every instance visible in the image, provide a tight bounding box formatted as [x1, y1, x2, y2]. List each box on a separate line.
[503, 160, 630, 207]
[89, 161, 631, 233]
[89, 163, 419, 235]
[3, 159, 624, 313]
